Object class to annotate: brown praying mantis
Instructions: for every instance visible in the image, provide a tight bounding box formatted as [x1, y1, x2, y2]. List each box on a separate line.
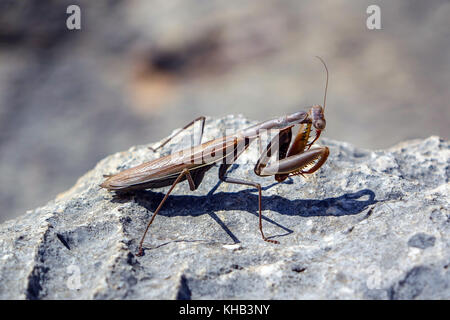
[101, 57, 330, 256]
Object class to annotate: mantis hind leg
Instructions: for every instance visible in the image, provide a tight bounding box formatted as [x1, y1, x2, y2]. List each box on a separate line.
[103, 118, 206, 178]
[136, 168, 198, 256]
[149, 116, 206, 152]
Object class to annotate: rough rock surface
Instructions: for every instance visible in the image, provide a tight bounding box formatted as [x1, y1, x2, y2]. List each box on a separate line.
[0, 115, 449, 299]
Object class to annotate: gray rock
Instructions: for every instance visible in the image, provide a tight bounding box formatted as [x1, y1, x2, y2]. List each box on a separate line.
[408, 233, 436, 250]
[0, 115, 449, 299]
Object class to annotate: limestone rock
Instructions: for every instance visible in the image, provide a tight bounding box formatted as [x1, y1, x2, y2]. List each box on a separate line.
[0, 116, 448, 299]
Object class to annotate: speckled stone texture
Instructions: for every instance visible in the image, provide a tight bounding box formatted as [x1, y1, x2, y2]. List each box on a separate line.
[0, 115, 448, 299]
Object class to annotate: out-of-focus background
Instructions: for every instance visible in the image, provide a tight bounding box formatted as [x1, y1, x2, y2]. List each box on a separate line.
[0, 0, 449, 222]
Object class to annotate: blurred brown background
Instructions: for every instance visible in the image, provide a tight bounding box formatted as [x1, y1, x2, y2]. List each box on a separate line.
[0, 0, 449, 222]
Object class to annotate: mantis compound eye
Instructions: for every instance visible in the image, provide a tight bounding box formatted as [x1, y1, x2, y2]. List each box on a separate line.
[314, 119, 326, 130]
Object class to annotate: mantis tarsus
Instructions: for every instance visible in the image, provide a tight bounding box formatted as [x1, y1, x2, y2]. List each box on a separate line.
[101, 57, 330, 256]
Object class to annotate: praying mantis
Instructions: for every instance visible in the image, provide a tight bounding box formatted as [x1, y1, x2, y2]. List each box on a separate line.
[101, 57, 330, 256]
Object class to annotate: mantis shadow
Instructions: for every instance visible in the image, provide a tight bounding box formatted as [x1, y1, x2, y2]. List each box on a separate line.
[128, 186, 377, 245]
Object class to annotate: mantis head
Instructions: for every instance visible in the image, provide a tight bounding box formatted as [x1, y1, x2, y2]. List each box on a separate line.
[311, 105, 326, 130]
[311, 56, 328, 132]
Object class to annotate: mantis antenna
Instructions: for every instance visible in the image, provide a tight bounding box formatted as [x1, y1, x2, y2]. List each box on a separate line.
[315, 56, 328, 111]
